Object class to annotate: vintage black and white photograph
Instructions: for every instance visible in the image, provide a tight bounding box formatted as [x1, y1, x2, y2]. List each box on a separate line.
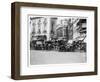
[29, 15, 87, 65]
[11, 2, 97, 79]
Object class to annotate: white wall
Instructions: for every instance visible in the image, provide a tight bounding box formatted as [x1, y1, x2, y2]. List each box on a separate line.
[0, 0, 100, 82]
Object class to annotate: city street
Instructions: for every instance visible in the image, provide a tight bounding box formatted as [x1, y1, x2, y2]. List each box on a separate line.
[30, 50, 86, 65]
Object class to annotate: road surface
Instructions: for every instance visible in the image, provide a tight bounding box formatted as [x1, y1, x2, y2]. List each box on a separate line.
[30, 50, 86, 65]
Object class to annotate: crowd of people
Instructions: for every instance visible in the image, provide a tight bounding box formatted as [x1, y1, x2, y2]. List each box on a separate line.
[30, 39, 86, 52]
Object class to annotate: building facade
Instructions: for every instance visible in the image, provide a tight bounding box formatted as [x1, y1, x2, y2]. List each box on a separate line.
[30, 17, 51, 42]
[29, 16, 86, 43]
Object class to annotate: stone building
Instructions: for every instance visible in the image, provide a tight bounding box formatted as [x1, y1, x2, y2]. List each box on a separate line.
[29, 16, 86, 43]
[30, 17, 51, 41]
[55, 18, 68, 41]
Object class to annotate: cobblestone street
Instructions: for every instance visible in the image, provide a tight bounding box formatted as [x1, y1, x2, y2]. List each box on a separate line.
[30, 50, 86, 65]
